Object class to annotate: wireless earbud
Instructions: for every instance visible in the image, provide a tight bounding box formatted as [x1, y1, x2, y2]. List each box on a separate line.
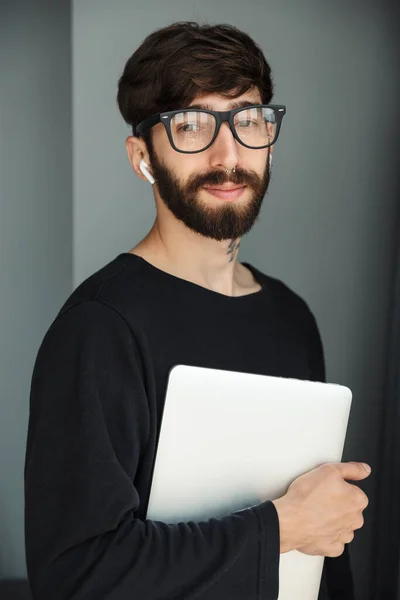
[139, 159, 155, 185]
[269, 154, 272, 169]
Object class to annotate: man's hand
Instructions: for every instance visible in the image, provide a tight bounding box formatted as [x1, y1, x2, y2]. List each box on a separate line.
[272, 462, 370, 557]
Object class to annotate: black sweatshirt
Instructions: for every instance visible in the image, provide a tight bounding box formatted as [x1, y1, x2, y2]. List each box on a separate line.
[24, 252, 354, 600]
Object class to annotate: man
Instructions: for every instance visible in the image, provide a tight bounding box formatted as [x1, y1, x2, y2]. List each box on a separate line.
[24, 21, 369, 600]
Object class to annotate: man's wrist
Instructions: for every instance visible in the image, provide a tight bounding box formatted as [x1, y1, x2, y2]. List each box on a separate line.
[272, 496, 301, 554]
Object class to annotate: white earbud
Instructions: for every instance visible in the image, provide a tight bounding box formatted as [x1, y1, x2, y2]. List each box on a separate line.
[269, 154, 272, 169]
[139, 159, 155, 185]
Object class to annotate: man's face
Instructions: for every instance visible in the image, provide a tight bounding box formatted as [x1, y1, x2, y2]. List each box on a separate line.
[147, 90, 272, 241]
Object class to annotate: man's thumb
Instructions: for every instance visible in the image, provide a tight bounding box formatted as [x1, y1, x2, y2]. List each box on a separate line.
[340, 461, 371, 481]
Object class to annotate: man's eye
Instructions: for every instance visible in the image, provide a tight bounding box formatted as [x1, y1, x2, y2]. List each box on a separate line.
[238, 120, 258, 127]
[178, 124, 199, 133]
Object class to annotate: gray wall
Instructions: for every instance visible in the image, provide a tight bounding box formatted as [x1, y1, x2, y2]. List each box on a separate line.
[72, 2, 399, 599]
[0, 0, 72, 579]
[0, 1, 399, 598]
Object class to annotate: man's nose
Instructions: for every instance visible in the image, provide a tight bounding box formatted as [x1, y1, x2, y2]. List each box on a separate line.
[210, 121, 240, 162]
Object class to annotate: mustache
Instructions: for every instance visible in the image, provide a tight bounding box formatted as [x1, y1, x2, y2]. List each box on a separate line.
[188, 168, 261, 192]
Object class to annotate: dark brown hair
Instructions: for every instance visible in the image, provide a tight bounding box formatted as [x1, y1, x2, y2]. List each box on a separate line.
[117, 21, 274, 145]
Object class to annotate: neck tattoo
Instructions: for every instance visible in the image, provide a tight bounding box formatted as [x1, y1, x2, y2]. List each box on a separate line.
[227, 238, 241, 263]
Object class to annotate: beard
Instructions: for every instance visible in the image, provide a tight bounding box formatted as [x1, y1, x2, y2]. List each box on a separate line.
[146, 147, 271, 242]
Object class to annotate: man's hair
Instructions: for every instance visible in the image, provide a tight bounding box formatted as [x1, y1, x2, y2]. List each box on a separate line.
[117, 21, 274, 147]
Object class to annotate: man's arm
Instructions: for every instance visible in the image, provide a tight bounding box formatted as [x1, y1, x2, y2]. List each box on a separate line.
[24, 300, 279, 600]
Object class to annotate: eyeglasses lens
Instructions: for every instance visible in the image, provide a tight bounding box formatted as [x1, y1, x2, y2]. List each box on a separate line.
[170, 107, 277, 152]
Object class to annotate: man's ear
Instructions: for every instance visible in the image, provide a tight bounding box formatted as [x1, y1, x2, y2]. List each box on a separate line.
[125, 136, 150, 182]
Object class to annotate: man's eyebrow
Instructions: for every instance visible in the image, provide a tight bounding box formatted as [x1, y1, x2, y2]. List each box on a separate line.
[187, 100, 260, 111]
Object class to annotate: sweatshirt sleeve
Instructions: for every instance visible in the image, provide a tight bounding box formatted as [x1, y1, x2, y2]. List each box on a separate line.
[24, 300, 279, 600]
[306, 309, 355, 600]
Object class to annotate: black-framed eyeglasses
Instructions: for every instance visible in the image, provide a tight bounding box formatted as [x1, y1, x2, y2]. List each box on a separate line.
[135, 104, 286, 154]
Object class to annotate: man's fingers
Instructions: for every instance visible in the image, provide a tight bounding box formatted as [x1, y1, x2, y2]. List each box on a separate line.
[335, 461, 372, 481]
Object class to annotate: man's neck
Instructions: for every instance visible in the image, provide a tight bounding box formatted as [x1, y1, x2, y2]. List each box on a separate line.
[128, 223, 259, 297]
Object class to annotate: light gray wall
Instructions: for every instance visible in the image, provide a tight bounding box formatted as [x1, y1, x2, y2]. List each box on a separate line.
[72, 2, 399, 599]
[0, 0, 72, 578]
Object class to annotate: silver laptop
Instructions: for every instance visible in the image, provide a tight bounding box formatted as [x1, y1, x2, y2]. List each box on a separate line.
[147, 365, 352, 600]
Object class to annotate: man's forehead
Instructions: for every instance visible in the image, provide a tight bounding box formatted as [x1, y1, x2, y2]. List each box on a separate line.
[188, 90, 262, 111]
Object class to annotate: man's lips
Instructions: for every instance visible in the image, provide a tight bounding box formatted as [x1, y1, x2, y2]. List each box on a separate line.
[202, 185, 247, 201]
[203, 185, 246, 191]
